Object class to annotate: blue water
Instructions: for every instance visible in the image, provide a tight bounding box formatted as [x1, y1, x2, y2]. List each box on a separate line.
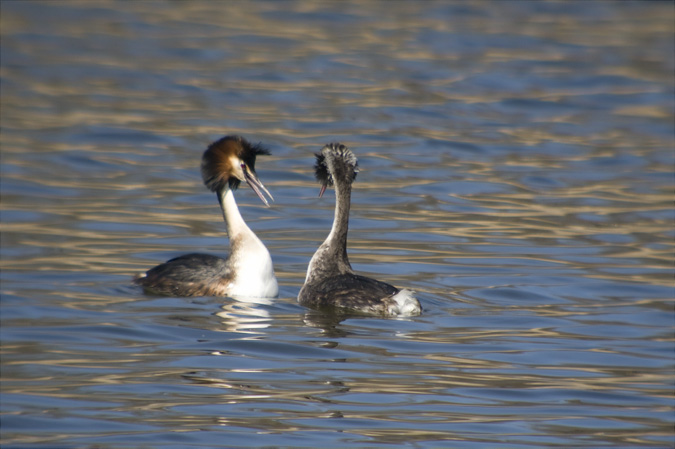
[1, 1, 673, 448]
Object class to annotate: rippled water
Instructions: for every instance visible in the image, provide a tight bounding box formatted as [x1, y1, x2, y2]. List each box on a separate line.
[1, 1, 674, 448]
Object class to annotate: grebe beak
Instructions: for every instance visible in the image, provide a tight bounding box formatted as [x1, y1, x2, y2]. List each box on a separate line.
[242, 163, 274, 206]
[319, 183, 327, 198]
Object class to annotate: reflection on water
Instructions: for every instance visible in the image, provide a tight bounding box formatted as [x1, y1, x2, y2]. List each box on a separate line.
[215, 297, 273, 334]
[1, 1, 673, 448]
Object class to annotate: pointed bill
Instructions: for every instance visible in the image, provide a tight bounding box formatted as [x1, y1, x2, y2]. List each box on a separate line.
[243, 164, 274, 206]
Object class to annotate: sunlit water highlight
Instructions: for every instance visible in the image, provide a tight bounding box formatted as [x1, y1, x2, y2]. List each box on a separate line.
[1, 1, 673, 448]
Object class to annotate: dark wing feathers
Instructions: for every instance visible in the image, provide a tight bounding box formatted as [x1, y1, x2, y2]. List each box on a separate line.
[135, 253, 231, 296]
[305, 273, 399, 313]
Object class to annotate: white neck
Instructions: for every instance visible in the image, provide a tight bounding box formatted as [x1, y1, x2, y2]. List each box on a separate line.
[218, 187, 278, 298]
[220, 187, 251, 240]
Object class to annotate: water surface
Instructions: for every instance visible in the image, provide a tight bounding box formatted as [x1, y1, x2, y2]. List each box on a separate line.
[1, 1, 673, 448]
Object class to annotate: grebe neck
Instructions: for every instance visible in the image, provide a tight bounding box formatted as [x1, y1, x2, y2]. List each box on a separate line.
[305, 179, 353, 283]
[218, 186, 265, 248]
[219, 187, 244, 237]
[218, 185, 277, 297]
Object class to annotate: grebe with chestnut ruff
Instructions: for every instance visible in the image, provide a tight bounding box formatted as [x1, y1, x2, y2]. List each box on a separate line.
[298, 143, 421, 317]
[134, 135, 278, 298]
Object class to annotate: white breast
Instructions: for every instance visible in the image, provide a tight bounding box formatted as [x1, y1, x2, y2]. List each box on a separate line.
[227, 236, 278, 298]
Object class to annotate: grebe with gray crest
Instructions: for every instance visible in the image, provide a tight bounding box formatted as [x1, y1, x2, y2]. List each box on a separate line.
[134, 135, 278, 298]
[298, 143, 421, 317]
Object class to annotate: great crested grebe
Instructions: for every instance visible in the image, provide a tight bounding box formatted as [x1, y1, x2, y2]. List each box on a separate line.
[298, 143, 422, 317]
[134, 135, 278, 298]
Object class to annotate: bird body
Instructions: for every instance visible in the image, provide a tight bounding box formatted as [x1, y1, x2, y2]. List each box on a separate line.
[298, 143, 421, 317]
[135, 135, 278, 298]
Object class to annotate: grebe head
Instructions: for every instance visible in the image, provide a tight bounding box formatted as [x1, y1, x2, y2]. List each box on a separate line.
[315, 143, 359, 197]
[201, 135, 274, 206]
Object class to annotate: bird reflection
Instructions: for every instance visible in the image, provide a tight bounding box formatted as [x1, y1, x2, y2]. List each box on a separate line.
[214, 296, 273, 334]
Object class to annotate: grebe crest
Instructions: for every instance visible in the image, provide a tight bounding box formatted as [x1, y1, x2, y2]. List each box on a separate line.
[315, 143, 358, 197]
[202, 135, 273, 205]
[298, 143, 421, 317]
[134, 135, 278, 298]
